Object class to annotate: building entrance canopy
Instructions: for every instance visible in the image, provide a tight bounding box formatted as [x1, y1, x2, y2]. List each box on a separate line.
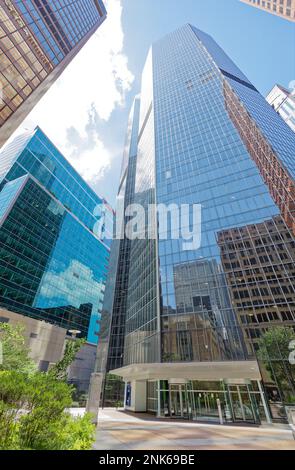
[111, 360, 261, 382]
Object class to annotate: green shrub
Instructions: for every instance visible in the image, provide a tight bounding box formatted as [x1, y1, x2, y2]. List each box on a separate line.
[0, 325, 94, 450]
[0, 401, 20, 450]
[0, 323, 36, 374]
[19, 411, 95, 451]
[0, 370, 95, 450]
[33, 413, 96, 451]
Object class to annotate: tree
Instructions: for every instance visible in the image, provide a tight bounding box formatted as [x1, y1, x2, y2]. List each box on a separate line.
[0, 326, 95, 450]
[24, 411, 96, 450]
[257, 327, 295, 402]
[103, 374, 125, 407]
[49, 337, 85, 381]
[18, 372, 75, 449]
[0, 323, 36, 374]
[0, 371, 95, 450]
[0, 371, 28, 450]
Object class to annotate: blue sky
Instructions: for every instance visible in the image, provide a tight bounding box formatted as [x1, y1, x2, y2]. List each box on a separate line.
[19, 0, 295, 208]
[123, 0, 295, 97]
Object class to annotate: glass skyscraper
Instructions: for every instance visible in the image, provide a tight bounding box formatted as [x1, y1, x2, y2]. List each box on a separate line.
[0, 126, 113, 345]
[0, 0, 107, 147]
[95, 24, 295, 424]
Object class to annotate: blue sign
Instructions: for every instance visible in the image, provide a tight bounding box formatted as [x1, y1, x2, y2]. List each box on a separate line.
[126, 383, 131, 406]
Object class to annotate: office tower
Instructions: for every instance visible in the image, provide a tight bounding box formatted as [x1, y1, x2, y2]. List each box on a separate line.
[266, 84, 295, 133]
[0, 0, 107, 147]
[100, 97, 141, 406]
[105, 97, 140, 373]
[240, 0, 295, 22]
[0, 127, 113, 367]
[94, 24, 295, 424]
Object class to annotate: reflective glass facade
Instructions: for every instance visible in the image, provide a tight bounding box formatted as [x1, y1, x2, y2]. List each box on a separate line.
[100, 25, 295, 416]
[124, 50, 160, 366]
[95, 98, 141, 405]
[106, 97, 141, 372]
[0, 127, 113, 344]
[0, 0, 107, 146]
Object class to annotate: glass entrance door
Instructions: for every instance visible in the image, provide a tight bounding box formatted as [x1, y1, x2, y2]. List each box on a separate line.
[188, 388, 227, 422]
[169, 384, 189, 419]
[194, 392, 221, 421]
[162, 381, 263, 424]
[228, 385, 260, 424]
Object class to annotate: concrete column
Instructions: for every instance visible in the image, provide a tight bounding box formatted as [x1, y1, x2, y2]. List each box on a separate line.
[157, 380, 161, 417]
[125, 380, 147, 412]
[86, 372, 104, 424]
[237, 386, 246, 421]
[257, 380, 272, 424]
[179, 385, 184, 418]
[124, 380, 128, 407]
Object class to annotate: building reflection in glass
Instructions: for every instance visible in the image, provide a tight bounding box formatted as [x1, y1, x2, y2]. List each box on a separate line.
[161, 258, 246, 363]
[218, 215, 295, 401]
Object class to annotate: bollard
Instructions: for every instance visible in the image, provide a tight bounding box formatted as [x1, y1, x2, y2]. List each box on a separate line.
[217, 398, 224, 425]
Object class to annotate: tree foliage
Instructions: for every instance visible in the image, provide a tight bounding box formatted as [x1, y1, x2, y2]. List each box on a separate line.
[49, 338, 86, 381]
[0, 323, 36, 374]
[257, 327, 295, 401]
[0, 325, 95, 450]
[0, 371, 95, 450]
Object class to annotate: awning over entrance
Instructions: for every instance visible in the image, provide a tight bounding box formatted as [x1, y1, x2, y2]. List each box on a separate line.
[111, 360, 262, 382]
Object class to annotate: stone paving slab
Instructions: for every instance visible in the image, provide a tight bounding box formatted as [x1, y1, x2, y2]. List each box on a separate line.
[94, 409, 295, 451]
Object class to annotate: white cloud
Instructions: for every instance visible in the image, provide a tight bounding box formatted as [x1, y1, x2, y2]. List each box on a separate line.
[18, 0, 133, 184]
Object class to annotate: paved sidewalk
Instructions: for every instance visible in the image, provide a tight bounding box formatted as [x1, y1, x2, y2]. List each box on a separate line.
[93, 409, 295, 450]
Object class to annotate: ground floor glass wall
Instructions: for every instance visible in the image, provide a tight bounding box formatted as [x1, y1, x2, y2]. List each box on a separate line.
[147, 380, 269, 424]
